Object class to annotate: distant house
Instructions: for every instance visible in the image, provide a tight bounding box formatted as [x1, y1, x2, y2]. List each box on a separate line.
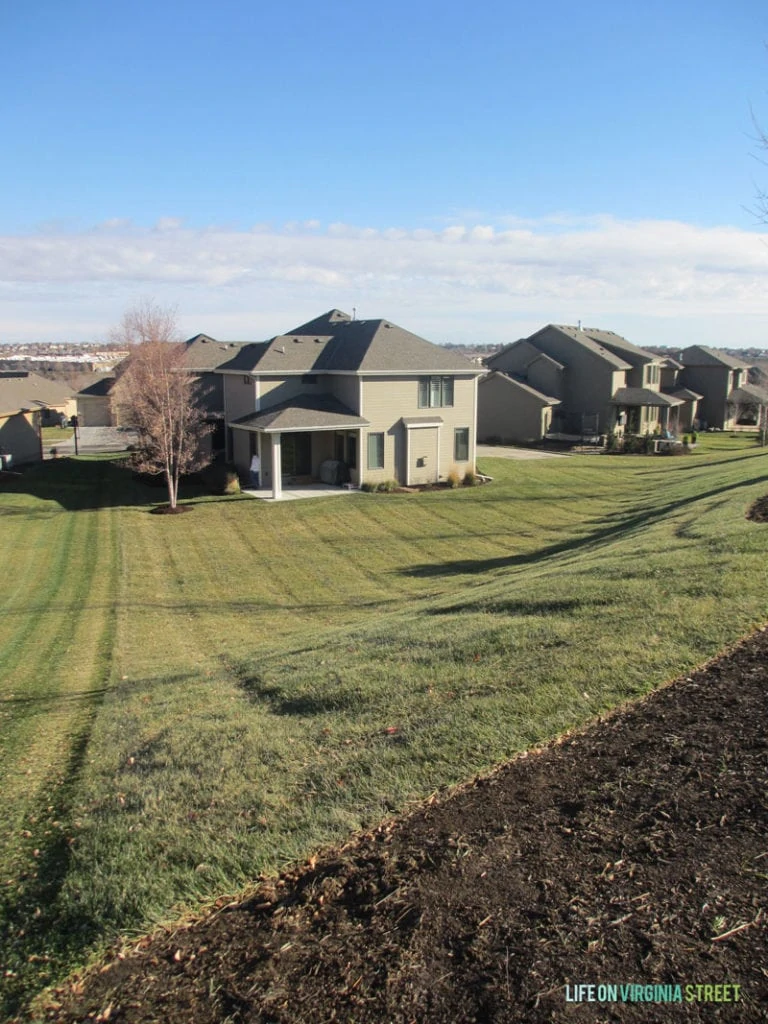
[75, 376, 117, 426]
[0, 371, 75, 465]
[212, 309, 482, 498]
[679, 346, 768, 430]
[178, 335, 250, 457]
[481, 324, 699, 442]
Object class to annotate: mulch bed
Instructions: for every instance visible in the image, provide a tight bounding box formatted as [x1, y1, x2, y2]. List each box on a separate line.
[148, 505, 194, 515]
[42, 631, 768, 1023]
[747, 496, 768, 522]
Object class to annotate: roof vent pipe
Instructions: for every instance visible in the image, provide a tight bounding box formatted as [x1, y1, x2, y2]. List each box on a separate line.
[578, 320, 582, 331]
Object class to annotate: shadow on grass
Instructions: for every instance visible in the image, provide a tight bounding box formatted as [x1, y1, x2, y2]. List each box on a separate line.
[0, 457, 227, 513]
[425, 597, 603, 617]
[0, 706, 108, 1017]
[401, 472, 768, 579]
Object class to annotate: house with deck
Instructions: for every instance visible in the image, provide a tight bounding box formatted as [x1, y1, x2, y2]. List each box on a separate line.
[214, 309, 482, 498]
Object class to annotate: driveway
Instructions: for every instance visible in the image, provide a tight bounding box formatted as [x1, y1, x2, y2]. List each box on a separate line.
[54, 426, 138, 455]
[476, 444, 569, 460]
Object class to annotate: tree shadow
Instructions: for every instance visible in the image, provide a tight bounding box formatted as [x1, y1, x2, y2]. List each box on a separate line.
[400, 472, 768, 579]
[0, 457, 221, 512]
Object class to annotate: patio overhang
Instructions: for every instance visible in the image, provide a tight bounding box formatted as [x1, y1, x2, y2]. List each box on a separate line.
[231, 394, 369, 500]
[611, 388, 684, 407]
[231, 393, 369, 434]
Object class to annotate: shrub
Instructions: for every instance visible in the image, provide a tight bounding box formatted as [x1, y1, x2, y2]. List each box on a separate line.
[202, 462, 241, 495]
[605, 432, 618, 452]
[446, 467, 461, 488]
[376, 479, 398, 493]
[690, 431, 697, 444]
[360, 481, 376, 492]
[682, 434, 690, 446]
[463, 469, 480, 486]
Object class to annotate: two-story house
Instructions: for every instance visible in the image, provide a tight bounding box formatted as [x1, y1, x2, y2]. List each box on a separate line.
[679, 346, 768, 430]
[480, 324, 698, 443]
[214, 310, 481, 498]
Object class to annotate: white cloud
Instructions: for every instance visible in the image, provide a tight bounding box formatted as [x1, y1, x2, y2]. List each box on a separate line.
[0, 215, 766, 346]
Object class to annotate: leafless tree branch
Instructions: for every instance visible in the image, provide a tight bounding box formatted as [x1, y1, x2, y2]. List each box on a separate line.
[112, 300, 212, 509]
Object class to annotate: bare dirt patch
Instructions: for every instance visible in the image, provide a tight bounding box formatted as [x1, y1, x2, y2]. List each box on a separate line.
[746, 495, 768, 522]
[43, 631, 768, 1023]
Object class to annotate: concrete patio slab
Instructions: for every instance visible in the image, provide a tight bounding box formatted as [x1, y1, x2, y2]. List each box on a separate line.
[242, 483, 357, 502]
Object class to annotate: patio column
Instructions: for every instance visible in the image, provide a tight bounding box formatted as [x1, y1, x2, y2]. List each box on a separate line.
[272, 432, 282, 500]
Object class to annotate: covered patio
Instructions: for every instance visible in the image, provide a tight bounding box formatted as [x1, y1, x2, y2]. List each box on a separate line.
[231, 394, 369, 500]
[612, 388, 686, 436]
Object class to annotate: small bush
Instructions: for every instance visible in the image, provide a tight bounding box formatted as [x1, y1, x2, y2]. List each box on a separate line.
[376, 479, 398, 493]
[605, 432, 618, 452]
[446, 467, 461, 488]
[690, 431, 697, 444]
[660, 442, 692, 456]
[360, 481, 376, 493]
[463, 469, 480, 486]
[682, 434, 690, 446]
[202, 462, 241, 495]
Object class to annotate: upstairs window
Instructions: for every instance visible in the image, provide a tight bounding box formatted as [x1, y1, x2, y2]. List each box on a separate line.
[418, 376, 454, 408]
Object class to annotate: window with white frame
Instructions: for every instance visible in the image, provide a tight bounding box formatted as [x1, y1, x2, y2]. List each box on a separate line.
[418, 376, 454, 408]
[367, 432, 384, 469]
[454, 427, 469, 462]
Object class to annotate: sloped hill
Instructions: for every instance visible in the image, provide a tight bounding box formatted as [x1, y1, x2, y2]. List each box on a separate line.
[46, 629, 768, 1023]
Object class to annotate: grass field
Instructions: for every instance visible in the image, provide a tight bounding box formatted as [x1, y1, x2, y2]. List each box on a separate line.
[40, 427, 74, 446]
[1, 437, 767, 1015]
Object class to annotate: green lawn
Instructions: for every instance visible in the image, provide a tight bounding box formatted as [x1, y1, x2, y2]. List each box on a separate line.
[40, 426, 74, 445]
[1, 437, 768, 1015]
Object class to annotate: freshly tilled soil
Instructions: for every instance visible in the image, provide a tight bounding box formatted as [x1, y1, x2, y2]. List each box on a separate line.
[43, 630, 768, 1023]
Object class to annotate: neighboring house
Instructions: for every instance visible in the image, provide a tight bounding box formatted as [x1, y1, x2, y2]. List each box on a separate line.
[0, 371, 75, 465]
[478, 371, 560, 443]
[76, 376, 117, 426]
[481, 324, 699, 442]
[178, 335, 249, 456]
[679, 346, 768, 430]
[213, 309, 481, 498]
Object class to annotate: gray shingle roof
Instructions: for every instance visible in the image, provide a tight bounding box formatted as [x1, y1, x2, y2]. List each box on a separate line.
[611, 387, 683, 407]
[681, 345, 752, 369]
[219, 310, 478, 375]
[664, 387, 703, 402]
[0, 372, 74, 417]
[231, 393, 369, 432]
[729, 384, 768, 404]
[481, 371, 560, 405]
[578, 328, 657, 366]
[77, 376, 115, 398]
[543, 325, 633, 370]
[401, 415, 445, 426]
[181, 335, 252, 371]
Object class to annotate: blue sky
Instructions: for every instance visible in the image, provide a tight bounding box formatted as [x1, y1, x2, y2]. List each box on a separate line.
[1, 0, 767, 346]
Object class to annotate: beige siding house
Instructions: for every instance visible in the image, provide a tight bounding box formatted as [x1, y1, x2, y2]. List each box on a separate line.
[76, 376, 117, 426]
[481, 324, 699, 442]
[0, 372, 75, 465]
[679, 346, 768, 431]
[215, 309, 481, 498]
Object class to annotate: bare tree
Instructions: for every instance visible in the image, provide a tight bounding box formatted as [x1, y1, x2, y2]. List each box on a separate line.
[113, 300, 211, 510]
